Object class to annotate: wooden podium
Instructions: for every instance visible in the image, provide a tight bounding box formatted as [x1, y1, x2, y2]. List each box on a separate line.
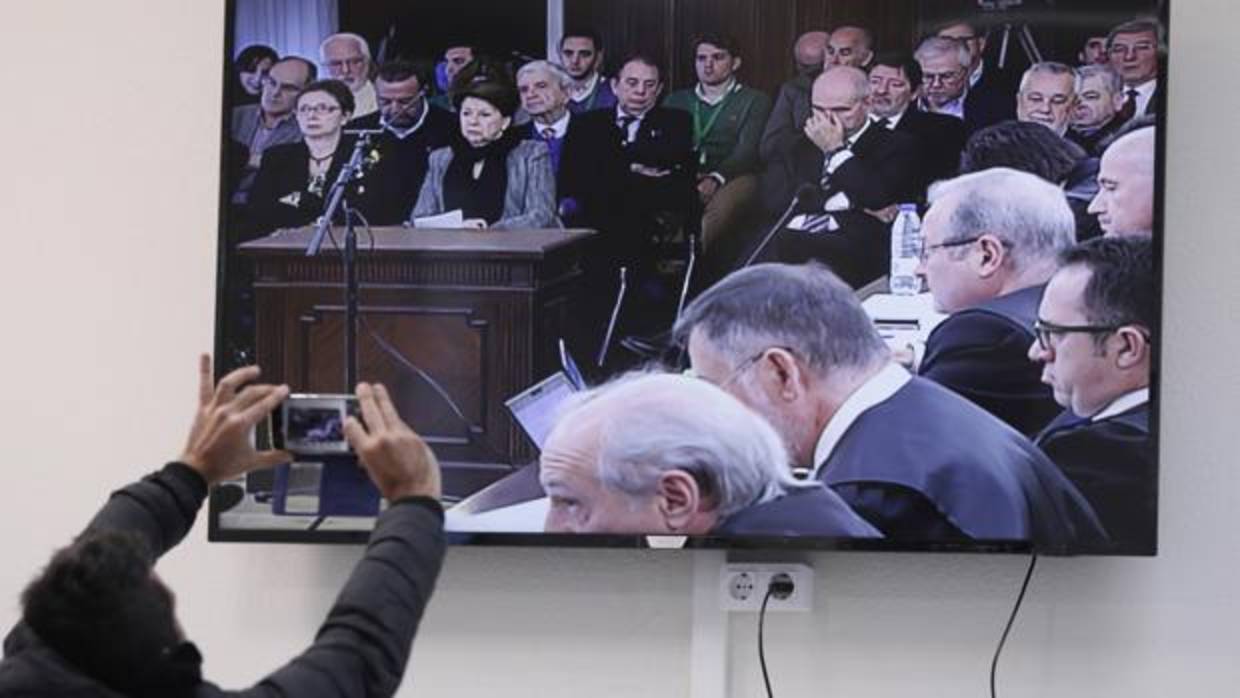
[239, 226, 594, 499]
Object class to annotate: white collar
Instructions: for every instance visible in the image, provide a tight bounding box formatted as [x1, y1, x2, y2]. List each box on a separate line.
[1091, 388, 1149, 422]
[384, 101, 429, 139]
[1127, 79, 1156, 97]
[811, 363, 911, 477]
[571, 72, 601, 102]
[695, 77, 739, 106]
[533, 110, 571, 139]
[616, 104, 650, 122]
[871, 107, 906, 129]
[845, 116, 874, 147]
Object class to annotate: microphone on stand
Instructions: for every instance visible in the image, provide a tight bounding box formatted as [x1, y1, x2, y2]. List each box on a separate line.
[742, 183, 824, 266]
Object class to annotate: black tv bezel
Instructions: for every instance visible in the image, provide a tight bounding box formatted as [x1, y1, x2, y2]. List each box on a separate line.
[209, 0, 1168, 557]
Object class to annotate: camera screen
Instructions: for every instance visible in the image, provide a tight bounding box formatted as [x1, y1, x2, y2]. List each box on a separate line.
[287, 406, 344, 444]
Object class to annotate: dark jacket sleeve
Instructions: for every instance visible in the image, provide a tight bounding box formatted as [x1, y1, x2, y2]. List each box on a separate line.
[714, 90, 772, 181]
[823, 131, 922, 209]
[759, 83, 803, 165]
[217, 499, 446, 698]
[85, 462, 208, 559]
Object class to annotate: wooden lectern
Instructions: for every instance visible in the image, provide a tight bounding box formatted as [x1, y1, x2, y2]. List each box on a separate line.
[239, 226, 594, 499]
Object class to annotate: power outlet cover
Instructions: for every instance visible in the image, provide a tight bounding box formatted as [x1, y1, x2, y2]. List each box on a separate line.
[719, 563, 814, 612]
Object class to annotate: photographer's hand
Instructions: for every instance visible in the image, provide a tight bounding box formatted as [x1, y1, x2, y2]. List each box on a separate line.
[344, 383, 443, 501]
[180, 354, 291, 485]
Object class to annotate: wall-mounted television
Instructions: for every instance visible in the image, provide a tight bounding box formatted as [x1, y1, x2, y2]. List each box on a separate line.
[211, 0, 1167, 556]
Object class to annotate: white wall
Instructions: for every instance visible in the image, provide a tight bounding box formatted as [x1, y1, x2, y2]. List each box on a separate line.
[1, 2, 1237, 696]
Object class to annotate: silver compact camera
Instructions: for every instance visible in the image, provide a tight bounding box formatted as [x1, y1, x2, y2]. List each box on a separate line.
[269, 394, 361, 456]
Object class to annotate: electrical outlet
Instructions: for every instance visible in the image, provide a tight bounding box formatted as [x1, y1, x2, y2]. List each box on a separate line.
[718, 563, 813, 612]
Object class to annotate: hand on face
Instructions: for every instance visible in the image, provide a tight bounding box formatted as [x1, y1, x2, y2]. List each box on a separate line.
[804, 110, 846, 153]
[180, 354, 290, 485]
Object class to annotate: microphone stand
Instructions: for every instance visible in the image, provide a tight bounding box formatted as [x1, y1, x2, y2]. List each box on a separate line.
[743, 186, 815, 266]
[303, 130, 380, 391]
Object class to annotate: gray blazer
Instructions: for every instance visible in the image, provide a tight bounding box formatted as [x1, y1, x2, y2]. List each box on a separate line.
[410, 139, 558, 230]
[230, 104, 302, 152]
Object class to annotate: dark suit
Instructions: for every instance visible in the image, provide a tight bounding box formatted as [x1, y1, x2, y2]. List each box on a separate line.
[771, 121, 921, 288]
[758, 74, 814, 214]
[517, 115, 579, 209]
[714, 485, 882, 538]
[963, 68, 1018, 137]
[818, 373, 1107, 549]
[920, 284, 1060, 438]
[246, 139, 352, 235]
[889, 107, 965, 190]
[1067, 115, 1126, 157]
[1037, 403, 1155, 553]
[347, 107, 455, 225]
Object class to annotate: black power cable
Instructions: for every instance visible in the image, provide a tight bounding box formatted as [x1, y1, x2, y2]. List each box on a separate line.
[991, 553, 1039, 698]
[758, 573, 795, 698]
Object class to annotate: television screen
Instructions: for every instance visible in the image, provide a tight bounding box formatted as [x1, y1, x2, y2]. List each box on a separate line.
[211, 0, 1166, 555]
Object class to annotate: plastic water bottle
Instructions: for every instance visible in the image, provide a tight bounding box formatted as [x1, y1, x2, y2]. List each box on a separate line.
[889, 204, 922, 296]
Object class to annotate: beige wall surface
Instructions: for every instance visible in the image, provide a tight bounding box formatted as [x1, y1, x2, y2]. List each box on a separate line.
[1, 2, 1237, 696]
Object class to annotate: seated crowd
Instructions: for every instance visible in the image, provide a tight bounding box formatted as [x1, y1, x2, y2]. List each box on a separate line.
[224, 15, 1163, 552]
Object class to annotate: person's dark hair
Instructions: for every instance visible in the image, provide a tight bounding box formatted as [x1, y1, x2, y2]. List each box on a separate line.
[560, 28, 603, 53]
[615, 53, 663, 81]
[1059, 236, 1157, 346]
[691, 31, 741, 58]
[673, 263, 889, 377]
[454, 78, 520, 117]
[869, 50, 923, 91]
[274, 55, 318, 83]
[377, 58, 432, 91]
[21, 531, 183, 695]
[449, 54, 516, 93]
[235, 44, 278, 72]
[1106, 17, 1166, 52]
[960, 120, 1087, 184]
[297, 79, 356, 115]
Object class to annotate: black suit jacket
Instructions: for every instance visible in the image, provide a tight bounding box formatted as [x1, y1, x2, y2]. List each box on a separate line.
[893, 107, 965, 190]
[714, 485, 882, 538]
[559, 107, 696, 256]
[246, 139, 352, 236]
[1036, 403, 1155, 553]
[818, 374, 1107, 550]
[920, 284, 1060, 437]
[772, 122, 922, 287]
[963, 68, 1018, 137]
[347, 108, 455, 225]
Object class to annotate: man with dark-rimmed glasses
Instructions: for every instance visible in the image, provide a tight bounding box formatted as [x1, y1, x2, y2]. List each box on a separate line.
[1029, 236, 1156, 553]
[914, 168, 1075, 437]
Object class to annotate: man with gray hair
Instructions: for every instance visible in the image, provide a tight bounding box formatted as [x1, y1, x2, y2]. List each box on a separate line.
[674, 263, 1106, 547]
[1016, 62, 1076, 137]
[321, 32, 377, 117]
[914, 168, 1076, 436]
[1068, 63, 1127, 155]
[516, 60, 575, 175]
[1107, 18, 1163, 120]
[915, 34, 1014, 137]
[539, 372, 880, 537]
[773, 66, 920, 288]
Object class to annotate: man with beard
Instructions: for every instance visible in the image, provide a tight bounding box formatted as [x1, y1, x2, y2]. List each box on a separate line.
[866, 51, 965, 192]
[320, 32, 377, 118]
[559, 29, 617, 114]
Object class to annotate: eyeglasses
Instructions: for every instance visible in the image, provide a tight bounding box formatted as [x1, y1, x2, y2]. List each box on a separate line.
[922, 69, 964, 86]
[919, 236, 981, 262]
[1032, 319, 1123, 351]
[721, 346, 796, 388]
[297, 104, 342, 116]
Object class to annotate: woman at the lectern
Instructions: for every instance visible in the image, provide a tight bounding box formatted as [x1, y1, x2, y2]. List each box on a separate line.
[247, 79, 355, 234]
[410, 79, 557, 230]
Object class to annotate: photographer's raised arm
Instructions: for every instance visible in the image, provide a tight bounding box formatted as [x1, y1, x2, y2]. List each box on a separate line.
[84, 355, 289, 558]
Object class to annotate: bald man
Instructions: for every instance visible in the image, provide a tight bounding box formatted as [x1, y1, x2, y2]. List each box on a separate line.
[759, 31, 829, 213]
[772, 66, 921, 287]
[1089, 126, 1155, 237]
[825, 25, 875, 69]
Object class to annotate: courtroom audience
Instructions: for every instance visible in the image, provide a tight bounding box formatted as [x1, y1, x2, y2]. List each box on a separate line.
[866, 51, 965, 192]
[915, 168, 1075, 437]
[1068, 64, 1128, 155]
[824, 25, 875, 69]
[759, 30, 829, 213]
[230, 44, 278, 107]
[960, 120, 1101, 240]
[915, 34, 1014, 137]
[559, 29, 617, 114]
[673, 262, 1106, 547]
[320, 32, 377, 118]
[1079, 35, 1109, 66]
[936, 18, 1019, 122]
[539, 372, 881, 537]
[348, 60, 455, 225]
[247, 79, 356, 233]
[230, 56, 315, 206]
[771, 66, 920, 288]
[515, 60, 575, 178]
[1016, 62, 1077, 137]
[411, 79, 556, 230]
[1030, 236, 1156, 551]
[1107, 18, 1162, 120]
[429, 44, 476, 111]
[1089, 125, 1155, 238]
[665, 33, 772, 274]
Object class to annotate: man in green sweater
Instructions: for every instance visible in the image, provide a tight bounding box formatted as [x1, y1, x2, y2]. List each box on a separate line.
[665, 33, 771, 274]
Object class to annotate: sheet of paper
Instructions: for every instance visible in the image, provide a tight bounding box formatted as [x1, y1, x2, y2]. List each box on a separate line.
[412, 209, 465, 228]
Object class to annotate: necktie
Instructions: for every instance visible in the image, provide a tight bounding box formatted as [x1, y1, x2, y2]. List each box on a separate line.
[874, 117, 892, 130]
[617, 115, 637, 144]
[1119, 88, 1139, 121]
[541, 127, 556, 141]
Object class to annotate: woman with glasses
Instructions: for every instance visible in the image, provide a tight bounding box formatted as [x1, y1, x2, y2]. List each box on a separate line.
[248, 80, 356, 234]
[410, 79, 556, 230]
